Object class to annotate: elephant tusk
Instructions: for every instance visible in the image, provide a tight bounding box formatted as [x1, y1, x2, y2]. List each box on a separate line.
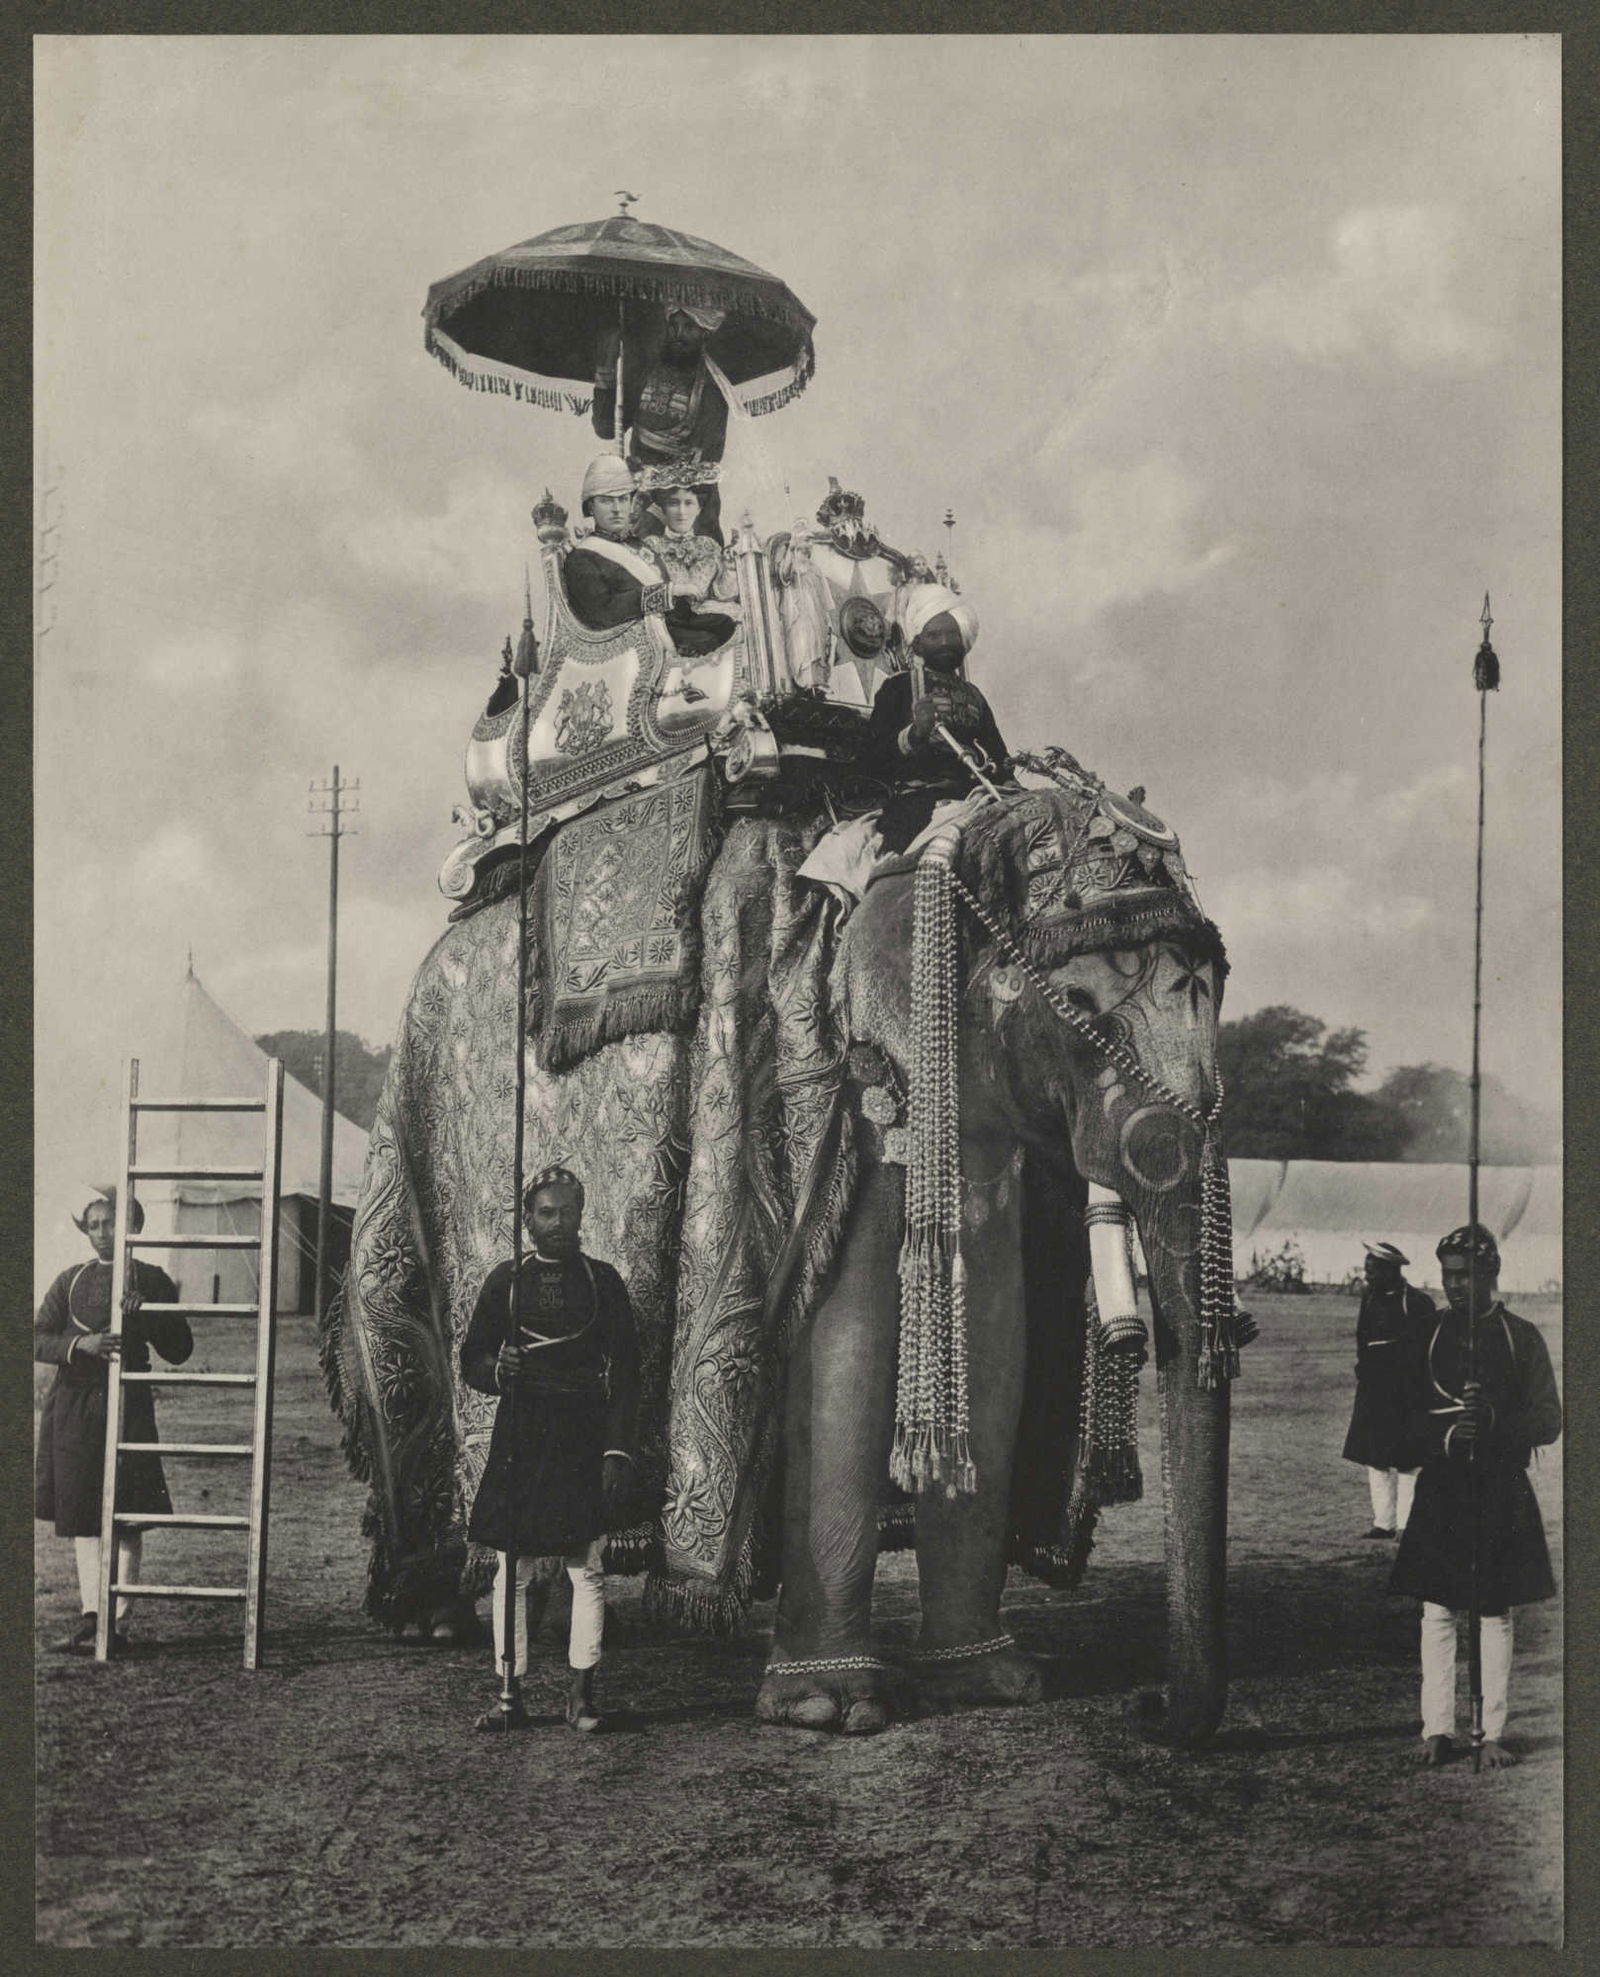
[1085, 1183, 1148, 1353]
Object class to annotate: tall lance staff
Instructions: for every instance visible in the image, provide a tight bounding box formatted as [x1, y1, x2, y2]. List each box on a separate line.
[489, 586, 541, 1731]
[1464, 592, 1500, 1773]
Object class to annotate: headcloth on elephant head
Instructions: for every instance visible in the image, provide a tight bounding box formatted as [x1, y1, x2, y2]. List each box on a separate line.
[951, 784, 1226, 977]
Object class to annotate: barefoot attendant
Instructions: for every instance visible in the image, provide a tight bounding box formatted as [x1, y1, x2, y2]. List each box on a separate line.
[35, 1189, 192, 1653]
[1391, 1225, 1560, 1768]
[461, 1168, 640, 1732]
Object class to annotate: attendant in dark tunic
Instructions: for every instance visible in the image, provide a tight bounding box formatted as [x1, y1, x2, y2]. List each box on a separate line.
[594, 305, 729, 543]
[562, 453, 730, 660]
[35, 1189, 191, 1653]
[1390, 1224, 1560, 1767]
[1341, 1241, 1436, 1538]
[461, 1166, 640, 1732]
[857, 585, 1014, 854]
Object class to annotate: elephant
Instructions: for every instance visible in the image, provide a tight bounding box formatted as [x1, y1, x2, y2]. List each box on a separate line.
[323, 759, 1244, 1745]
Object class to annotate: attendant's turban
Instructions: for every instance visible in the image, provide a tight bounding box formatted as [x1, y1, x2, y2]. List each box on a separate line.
[670, 304, 726, 335]
[1436, 1223, 1500, 1268]
[902, 583, 979, 657]
[524, 1165, 585, 1210]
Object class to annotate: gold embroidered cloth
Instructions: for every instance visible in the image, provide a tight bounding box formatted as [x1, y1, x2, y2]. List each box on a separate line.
[323, 810, 850, 1627]
[537, 769, 718, 1073]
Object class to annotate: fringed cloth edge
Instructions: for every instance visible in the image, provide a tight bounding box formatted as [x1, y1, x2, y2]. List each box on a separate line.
[426, 285, 814, 419]
[533, 978, 702, 1075]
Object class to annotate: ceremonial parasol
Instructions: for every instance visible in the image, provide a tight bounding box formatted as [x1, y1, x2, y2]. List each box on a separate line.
[424, 209, 817, 419]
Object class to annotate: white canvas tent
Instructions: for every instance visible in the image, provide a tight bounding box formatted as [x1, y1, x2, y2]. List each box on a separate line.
[1229, 1158, 1560, 1294]
[136, 969, 372, 1313]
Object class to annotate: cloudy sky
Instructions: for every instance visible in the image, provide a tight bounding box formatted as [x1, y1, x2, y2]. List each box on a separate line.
[34, 35, 1559, 1284]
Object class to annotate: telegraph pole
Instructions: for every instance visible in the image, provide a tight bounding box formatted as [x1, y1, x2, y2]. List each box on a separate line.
[308, 767, 359, 1324]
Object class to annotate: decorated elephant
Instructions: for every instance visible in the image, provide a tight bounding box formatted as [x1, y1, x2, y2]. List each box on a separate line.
[323, 750, 1245, 1744]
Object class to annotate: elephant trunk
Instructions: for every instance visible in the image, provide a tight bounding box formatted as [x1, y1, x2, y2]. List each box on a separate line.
[1140, 1203, 1231, 1747]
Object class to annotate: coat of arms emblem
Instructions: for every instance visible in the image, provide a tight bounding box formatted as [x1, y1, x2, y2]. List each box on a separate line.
[553, 679, 614, 755]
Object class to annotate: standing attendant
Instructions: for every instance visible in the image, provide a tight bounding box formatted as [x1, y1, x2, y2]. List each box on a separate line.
[1341, 1241, 1435, 1539]
[34, 1189, 192, 1653]
[461, 1167, 640, 1732]
[1390, 1224, 1560, 1768]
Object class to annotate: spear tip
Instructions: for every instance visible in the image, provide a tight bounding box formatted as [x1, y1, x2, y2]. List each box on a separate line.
[1474, 595, 1500, 693]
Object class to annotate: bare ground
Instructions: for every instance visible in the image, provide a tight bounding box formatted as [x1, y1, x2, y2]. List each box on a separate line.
[34, 1291, 1562, 1949]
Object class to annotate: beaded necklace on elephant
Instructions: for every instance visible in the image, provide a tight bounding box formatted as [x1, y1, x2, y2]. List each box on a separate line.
[947, 870, 1243, 1391]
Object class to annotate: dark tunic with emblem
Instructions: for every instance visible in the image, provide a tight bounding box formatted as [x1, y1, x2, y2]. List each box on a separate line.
[1341, 1281, 1436, 1469]
[461, 1251, 641, 1557]
[857, 669, 1013, 852]
[34, 1258, 191, 1536]
[1389, 1305, 1560, 1613]
[594, 331, 728, 543]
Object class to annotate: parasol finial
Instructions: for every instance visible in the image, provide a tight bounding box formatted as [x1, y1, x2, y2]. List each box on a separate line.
[615, 190, 640, 216]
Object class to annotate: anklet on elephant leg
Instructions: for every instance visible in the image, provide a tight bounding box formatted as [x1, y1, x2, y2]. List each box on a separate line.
[907, 1632, 1017, 1663]
[764, 1654, 888, 1676]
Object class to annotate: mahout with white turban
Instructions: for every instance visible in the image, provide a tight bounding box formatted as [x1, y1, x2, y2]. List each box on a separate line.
[900, 583, 979, 657]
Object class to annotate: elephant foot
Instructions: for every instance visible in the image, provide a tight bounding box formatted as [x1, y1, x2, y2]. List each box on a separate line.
[909, 1635, 1043, 1713]
[1126, 1688, 1225, 1749]
[755, 1654, 897, 1736]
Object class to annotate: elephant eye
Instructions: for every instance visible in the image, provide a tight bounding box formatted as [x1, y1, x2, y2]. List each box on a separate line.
[1063, 986, 1099, 1015]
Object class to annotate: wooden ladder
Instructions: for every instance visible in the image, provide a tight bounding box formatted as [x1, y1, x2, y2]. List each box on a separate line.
[95, 1057, 285, 1667]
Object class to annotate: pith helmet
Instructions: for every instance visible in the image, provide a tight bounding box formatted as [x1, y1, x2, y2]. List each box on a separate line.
[581, 453, 637, 504]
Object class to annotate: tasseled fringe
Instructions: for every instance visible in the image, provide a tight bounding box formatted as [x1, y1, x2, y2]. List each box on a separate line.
[1197, 1136, 1243, 1389]
[534, 978, 702, 1074]
[425, 332, 595, 414]
[891, 832, 978, 1499]
[1081, 1274, 1143, 1504]
[602, 1525, 658, 1577]
[641, 1565, 751, 1637]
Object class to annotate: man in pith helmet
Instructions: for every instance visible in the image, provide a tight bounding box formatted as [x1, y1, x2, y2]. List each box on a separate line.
[1390, 1223, 1560, 1768]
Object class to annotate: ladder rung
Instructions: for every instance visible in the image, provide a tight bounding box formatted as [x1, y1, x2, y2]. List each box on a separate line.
[112, 1512, 251, 1529]
[118, 1441, 255, 1456]
[131, 1098, 267, 1113]
[120, 1371, 256, 1386]
[129, 1234, 261, 1249]
[127, 1165, 264, 1182]
[111, 1583, 247, 1601]
[137, 1303, 259, 1317]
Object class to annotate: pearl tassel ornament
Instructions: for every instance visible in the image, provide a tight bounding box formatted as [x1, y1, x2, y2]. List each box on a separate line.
[892, 825, 977, 1498]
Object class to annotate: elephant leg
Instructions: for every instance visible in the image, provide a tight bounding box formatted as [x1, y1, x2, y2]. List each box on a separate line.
[757, 1165, 902, 1736]
[909, 1169, 1043, 1711]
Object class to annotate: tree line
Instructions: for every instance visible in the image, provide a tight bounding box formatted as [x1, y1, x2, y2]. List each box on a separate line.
[1217, 1006, 1558, 1164]
[257, 1007, 1558, 1165]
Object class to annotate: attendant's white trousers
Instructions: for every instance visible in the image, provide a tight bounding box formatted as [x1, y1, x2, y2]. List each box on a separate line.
[492, 1542, 606, 1676]
[1366, 1466, 1418, 1533]
[74, 1534, 140, 1623]
[1420, 1602, 1513, 1742]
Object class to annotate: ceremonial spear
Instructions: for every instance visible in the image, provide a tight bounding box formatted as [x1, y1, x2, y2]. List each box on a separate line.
[491, 586, 540, 1731]
[1464, 593, 1500, 1773]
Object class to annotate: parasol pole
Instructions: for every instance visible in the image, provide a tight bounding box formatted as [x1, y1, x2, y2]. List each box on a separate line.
[1465, 591, 1499, 1773]
[494, 607, 539, 1730]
